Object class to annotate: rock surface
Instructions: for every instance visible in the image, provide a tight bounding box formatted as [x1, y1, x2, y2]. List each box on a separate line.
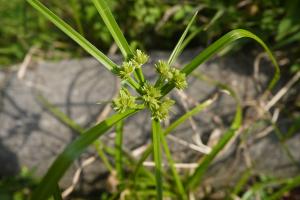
[0, 49, 299, 194]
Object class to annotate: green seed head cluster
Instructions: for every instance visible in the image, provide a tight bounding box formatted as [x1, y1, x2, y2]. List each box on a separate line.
[155, 60, 187, 89]
[141, 82, 175, 121]
[170, 68, 187, 90]
[112, 88, 138, 113]
[116, 49, 149, 79]
[112, 50, 187, 121]
[132, 49, 149, 68]
[155, 60, 173, 81]
[117, 61, 135, 80]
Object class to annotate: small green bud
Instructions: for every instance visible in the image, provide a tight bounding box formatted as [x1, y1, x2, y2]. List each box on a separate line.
[152, 97, 175, 121]
[112, 88, 138, 113]
[171, 68, 187, 90]
[155, 60, 173, 81]
[141, 82, 161, 110]
[141, 82, 161, 98]
[117, 61, 135, 80]
[132, 49, 149, 68]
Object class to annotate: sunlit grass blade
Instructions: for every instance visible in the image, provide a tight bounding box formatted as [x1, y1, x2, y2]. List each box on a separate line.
[171, 10, 224, 63]
[115, 120, 124, 183]
[133, 97, 215, 180]
[26, 0, 118, 72]
[92, 0, 145, 82]
[168, 11, 198, 65]
[160, 132, 187, 200]
[91, 0, 145, 83]
[91, 0, 132, 58]
[176, 28, 203, 56]
[30, 109, 138, 200]
[152, 119, 163, 200]
[186, 76, 242, 190]
[161, 29, 280, 96]
[165, 96, 216, 135]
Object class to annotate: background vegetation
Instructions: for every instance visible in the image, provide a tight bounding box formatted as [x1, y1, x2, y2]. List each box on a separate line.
[0, 0, 300, 199]
[1, 0, 300, 72]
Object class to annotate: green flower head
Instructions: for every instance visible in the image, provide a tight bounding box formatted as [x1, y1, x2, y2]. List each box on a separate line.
[151, 97, 175, 121]
[141, 82, 161, 110]
[155, 60, 173, 81]
[132, 49, 149, 68]
[141, 82, 161, 98]
[117, 61, 135, 80]
[112, 88, 138, 113]
[171, 68, 187, 90]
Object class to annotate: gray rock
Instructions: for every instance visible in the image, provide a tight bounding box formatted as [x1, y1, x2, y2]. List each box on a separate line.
[0, 48, 298, 194]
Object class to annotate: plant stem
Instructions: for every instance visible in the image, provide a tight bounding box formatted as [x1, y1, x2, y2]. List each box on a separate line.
[160, 132, 187, 199]
[115, 120, 124, 183]
[152, 119, 163, 200]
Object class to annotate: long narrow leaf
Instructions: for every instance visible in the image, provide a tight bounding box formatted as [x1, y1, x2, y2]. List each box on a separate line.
[160, 132, 187, 200]
[173, 9, 224, 61]
[37, 94, 114, 172]
[152, 119, 163, 200]
[53, 184, 63, 200]
[91, 0, 146, 83]
[31, 109, 138, 200]
[164, 96, 216, 135]
[91, 0, 132, 59]
[27, 0, 118, 72]
[115, 120, 124, 182]
[168, 11, 198, 65]
[186, 76, 242, 190]
[267, 175, 300, 200]
[161, 29, 280, 96]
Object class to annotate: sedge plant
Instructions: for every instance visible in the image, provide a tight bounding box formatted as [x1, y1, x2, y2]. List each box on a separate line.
[27, 0, 280, 199]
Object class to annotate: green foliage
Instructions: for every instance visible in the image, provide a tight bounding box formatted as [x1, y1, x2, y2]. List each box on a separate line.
[10, 0, 282, 199]
[2, 0, 300, 70]
[0, 167, 37, 200]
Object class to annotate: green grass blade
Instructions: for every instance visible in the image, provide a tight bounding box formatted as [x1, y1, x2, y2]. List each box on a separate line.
[53, 184, 63, 200]
[172, 9, 224, 61]
[186, 78, 242, 190]
[231, 169, 252, 196]
[161, 29, 280, 96]
[37, 94, 84, 133]
[160, 132, 187, 200]
[168, 11, 198, 65]
[182, 29, 280, 89]
[164, 97, 216, 135]
[27, 0, 118, 72]
[91, 0, 132, 59]
[37, 94, 114, 172]
[115, 120, 124, 182]
[31, 109, 138, 200]
[91, 0, 145, 83]
[152, 119, 163, 200]
[176, 28, 203, 57]
[241, 178, 286, 200]
[267, 175, 300, 200]
[240, 176, 300, 200]
[133, 98, 215, 181]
